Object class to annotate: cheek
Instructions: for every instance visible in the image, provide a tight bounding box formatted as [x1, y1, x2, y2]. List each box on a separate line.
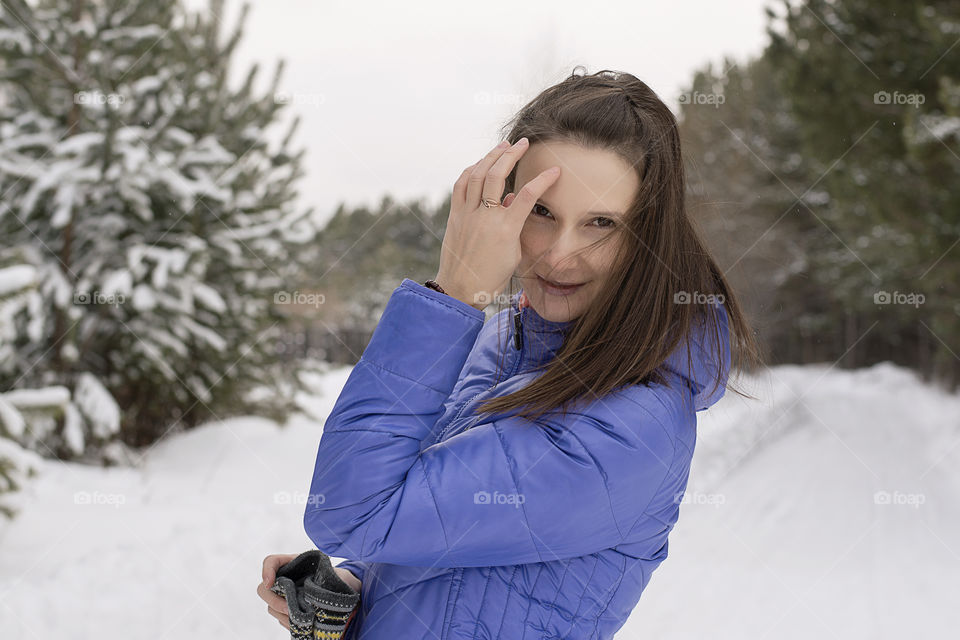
[518, 225, 548, 276]
[589, 239, 621, 276]
[519, 221, 550, 254]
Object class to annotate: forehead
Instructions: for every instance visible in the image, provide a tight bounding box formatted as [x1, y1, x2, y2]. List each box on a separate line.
[515, 140, 639, 214]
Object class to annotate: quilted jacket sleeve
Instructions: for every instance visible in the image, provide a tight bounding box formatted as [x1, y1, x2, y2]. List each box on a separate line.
[303, 278, 683, 568]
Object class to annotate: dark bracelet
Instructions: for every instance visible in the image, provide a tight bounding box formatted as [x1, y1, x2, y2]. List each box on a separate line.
[424, 279, 446, 295]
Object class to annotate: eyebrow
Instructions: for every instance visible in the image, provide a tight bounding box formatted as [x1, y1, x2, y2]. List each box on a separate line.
[537, 197, 624, 219]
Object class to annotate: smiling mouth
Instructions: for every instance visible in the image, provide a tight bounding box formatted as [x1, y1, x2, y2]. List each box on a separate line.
[537, 275, 586, 289]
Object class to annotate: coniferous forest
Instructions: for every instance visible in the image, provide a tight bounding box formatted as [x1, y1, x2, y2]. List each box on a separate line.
[0, 0, 957, 513]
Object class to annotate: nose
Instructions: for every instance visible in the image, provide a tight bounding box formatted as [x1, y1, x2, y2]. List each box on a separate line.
[538, 228, 584, 276]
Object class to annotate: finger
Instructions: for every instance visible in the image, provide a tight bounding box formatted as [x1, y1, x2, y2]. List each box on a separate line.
[507, 167, 561, 222]
[481, 138, 528, 208]
[262, 553, 297, 587]
[465, 141, 510, 210]
[262, 554, 283, 587]
[266, 605, 291, 630]
[452, 161, 478, 211]
[257, 581, 289, 614]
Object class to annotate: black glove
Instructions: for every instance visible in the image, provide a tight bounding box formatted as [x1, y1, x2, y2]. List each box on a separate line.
[270, 549, 361, 640]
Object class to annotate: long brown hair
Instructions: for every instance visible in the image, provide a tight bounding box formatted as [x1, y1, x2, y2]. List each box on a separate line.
[474, 66, 764, 422]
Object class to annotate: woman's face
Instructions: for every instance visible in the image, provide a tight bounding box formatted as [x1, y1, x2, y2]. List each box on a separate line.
[513, 140, 639, 322]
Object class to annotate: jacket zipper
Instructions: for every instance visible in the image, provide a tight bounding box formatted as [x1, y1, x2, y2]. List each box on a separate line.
[458, 308, 526, 432]
[441, 308, 525, 640]
[513, 308, 523, 350]
[436, 388, 485, 443]
[436, 307, 525, 443]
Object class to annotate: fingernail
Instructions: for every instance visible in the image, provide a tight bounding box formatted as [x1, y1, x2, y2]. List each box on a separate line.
[548, 166, 560, 174]
[496, 141, 509, 149]
[514, 137, 528, 147]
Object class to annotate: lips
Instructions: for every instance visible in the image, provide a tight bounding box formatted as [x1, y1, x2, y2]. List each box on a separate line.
[537, 275, 586, 295]
[538, 275, 583, 287]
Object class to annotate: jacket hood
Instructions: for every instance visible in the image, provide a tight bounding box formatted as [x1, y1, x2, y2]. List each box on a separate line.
[659, 301, 731, 410]
[512, 288, 731, 411]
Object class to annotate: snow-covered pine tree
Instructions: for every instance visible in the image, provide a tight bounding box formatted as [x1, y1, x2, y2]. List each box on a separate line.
[0, 0, 318, 473]
[0, 259, 45, 520]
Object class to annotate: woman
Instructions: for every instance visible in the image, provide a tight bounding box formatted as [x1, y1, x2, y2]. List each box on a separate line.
[259, 67, 761, 639]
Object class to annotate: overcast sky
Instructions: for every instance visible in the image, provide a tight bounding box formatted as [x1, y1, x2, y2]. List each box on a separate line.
[188, 0, 774, 227]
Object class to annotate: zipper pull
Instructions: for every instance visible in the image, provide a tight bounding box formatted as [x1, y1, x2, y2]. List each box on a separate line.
[513, 309, 523, 350]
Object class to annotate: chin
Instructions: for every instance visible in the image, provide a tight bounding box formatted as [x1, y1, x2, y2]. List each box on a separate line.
[530, 290, 585, 322]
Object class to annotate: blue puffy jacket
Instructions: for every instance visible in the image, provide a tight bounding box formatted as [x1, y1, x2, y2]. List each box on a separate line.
[304, 278, 730, 639]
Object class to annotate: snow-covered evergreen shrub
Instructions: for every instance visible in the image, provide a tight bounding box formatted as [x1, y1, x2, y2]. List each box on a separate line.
[0, 0, 320, 494]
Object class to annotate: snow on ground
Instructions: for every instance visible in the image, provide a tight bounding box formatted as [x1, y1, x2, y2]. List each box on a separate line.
[0, 361, 958, 639]
[626, 362, 960, 639]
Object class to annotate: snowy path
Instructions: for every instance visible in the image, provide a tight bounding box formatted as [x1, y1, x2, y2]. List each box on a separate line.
[1, 362, 958, 639]
[624, 363, 960, 639]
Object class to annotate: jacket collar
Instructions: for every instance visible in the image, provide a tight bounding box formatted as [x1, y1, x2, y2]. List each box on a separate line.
[507, 288, 731, 410]
[509, 288, 575, 372]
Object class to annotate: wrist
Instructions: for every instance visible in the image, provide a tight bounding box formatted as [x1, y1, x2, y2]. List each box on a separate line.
[426, 277, 486, 311]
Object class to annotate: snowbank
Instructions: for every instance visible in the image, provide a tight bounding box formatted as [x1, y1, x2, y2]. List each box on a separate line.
[1, 362, 958, 639]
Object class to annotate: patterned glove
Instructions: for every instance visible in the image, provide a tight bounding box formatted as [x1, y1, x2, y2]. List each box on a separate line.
[270, 549, 361, 640]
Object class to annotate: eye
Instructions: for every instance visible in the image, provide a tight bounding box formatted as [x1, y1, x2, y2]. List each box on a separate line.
[532, 203, 617, 229]
[532, 203, 552, 218]
[593, 217, 616, 229]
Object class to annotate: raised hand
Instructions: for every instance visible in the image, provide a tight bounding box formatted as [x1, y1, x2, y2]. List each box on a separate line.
[434, 137, 561, 310]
